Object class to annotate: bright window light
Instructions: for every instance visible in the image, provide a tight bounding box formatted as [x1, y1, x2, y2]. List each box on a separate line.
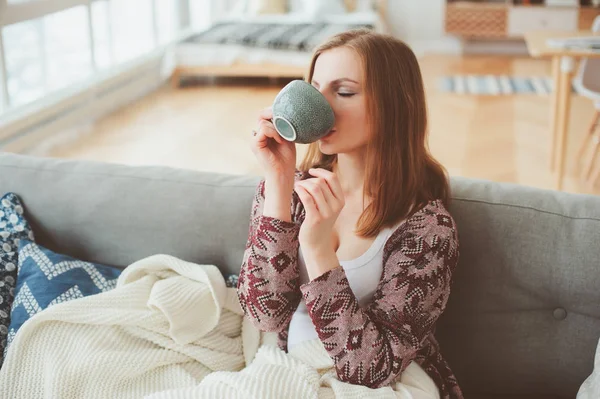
[0, 0, 211, 114]
[3, 6, 92, 107]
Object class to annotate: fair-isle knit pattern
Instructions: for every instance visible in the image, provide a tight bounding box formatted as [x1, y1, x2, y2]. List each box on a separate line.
[237, 173, 464, 399]
[0, 255, 262, 399]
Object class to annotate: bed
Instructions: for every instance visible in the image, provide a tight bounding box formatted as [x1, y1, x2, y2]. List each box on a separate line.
[168, 0, 389, 87]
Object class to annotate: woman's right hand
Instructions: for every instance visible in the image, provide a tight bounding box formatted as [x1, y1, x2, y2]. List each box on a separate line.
[251, 107, 296, 182]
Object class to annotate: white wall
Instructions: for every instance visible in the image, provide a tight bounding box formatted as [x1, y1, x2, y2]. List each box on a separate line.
[386, 0, 527, 56]
[388, 0, 446, 40]
[387, 0, 463, 55]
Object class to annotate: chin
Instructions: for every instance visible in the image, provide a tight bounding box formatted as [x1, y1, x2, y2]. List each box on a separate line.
[317, 140, 338, 155]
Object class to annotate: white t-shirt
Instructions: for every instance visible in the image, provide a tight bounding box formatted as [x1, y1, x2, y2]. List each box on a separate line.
[287, 221, 402, 351]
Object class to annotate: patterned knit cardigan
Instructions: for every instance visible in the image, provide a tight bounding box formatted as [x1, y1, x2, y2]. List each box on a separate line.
[237, 174, 464, 399]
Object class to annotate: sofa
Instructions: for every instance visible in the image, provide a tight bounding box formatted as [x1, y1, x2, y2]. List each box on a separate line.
[0, 151, 599, 398]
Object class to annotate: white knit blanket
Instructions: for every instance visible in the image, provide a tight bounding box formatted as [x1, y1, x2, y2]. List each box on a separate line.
[0, 254, 262, 399]
[0, 254, 439, 399]
[150, 338, 440, 399]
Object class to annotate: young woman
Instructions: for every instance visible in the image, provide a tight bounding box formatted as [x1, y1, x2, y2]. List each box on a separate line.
[237, 29, 463, 399]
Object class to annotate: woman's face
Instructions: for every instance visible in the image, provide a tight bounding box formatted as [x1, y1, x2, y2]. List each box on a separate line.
[310, 47, 371, 155]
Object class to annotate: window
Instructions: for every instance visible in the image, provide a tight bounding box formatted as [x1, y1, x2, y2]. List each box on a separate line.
[3, 6, 92, 107]
[157, 0, 179, 45]
[91, 0, 112, 70]
[0, 0, 211, 115]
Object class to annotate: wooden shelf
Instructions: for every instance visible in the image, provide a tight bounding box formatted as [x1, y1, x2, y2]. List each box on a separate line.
[446, 3, 508, 38]
[445, 1, 599, 38]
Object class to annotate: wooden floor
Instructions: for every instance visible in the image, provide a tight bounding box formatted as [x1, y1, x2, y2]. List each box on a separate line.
[30, 54, 600, 196]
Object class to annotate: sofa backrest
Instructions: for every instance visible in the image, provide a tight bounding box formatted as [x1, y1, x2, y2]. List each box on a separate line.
[1, 152, 599, 397]
[436, 177, 600, 397]
[0, 153, 259, 275]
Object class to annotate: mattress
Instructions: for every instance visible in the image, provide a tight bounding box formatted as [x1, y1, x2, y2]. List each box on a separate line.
[184, 21, 374, 52]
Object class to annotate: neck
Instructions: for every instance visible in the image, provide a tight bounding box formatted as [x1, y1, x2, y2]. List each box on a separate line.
[333, 152, 366, 198]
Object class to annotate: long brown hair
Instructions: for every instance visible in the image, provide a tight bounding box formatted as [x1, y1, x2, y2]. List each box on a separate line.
[298, 29, 450, 237]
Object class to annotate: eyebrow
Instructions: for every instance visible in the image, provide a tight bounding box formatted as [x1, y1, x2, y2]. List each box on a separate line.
[312, 78, 359, 86]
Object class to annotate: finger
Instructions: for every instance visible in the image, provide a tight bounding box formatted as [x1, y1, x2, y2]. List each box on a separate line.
[252, 128, 269, 150]
[253, 127, 278, 149]
[296, 180, 332, 215]
[313, 178, 340, 211]
[258, 120, 283, 144]
[294, 185, 319, 218]
[258, 107, 273, 122]
[308, 168, 344, 202]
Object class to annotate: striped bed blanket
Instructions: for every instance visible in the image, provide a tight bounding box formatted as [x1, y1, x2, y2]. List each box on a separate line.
[184, 22, 375, 52]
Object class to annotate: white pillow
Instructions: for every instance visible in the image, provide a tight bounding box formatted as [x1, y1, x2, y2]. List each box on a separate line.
[299, 0, 347, 18]
[227, 0, 250, 18]
[355, 0, 374, 12]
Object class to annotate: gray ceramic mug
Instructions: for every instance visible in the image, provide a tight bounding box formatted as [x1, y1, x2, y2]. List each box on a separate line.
[272, 80, 335, 144]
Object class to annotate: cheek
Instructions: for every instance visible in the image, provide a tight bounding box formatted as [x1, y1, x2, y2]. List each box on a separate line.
[336, 102, 368, 137]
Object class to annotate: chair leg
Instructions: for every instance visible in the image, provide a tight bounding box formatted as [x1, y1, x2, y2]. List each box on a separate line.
[589, 158, 600, 190]
[583, 132, 600, 179]
[586, 129, 600, 188]
[577, 110, 600, 172]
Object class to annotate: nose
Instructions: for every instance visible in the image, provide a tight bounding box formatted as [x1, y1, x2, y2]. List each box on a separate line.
[318, 88, 335, 108]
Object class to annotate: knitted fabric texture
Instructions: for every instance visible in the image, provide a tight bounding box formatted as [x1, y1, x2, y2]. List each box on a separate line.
[148, 338, 441, 399]
[0, 254, 261, 398]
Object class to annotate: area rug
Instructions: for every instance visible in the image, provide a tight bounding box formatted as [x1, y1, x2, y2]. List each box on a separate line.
[438, 75, 575, 95]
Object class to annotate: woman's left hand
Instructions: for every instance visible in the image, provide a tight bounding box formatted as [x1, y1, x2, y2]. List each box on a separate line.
[294, 168, 345, 278]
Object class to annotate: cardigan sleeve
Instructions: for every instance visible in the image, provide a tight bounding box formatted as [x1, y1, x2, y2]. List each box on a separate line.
[237, 173, 306, 333]
[299, 201, 459, 388]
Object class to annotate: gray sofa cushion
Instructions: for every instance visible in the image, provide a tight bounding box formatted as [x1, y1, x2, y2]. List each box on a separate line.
[1, 152, 599, 398]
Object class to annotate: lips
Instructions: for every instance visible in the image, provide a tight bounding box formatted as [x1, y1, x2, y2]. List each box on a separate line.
[319, 129, 336, 141]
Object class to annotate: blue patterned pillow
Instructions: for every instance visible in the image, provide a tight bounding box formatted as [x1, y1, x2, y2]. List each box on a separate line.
[0, 193, 34, 363]
[5, 240, 121, 351]
[225, 273, 239, 288]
